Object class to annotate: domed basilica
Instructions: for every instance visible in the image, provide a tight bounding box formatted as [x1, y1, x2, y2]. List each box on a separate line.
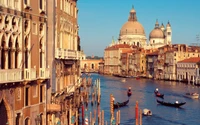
[115, 6, 172, 49]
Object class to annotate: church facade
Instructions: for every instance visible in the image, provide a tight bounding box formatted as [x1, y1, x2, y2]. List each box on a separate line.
[104, 6, 172, 75]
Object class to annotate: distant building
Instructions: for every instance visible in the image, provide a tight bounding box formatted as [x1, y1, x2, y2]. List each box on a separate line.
[177, 57, 200, 85]
[81, 59, 103, 73]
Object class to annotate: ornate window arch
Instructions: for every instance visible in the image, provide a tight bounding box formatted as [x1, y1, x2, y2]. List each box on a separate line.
[24, 117, 30, 125]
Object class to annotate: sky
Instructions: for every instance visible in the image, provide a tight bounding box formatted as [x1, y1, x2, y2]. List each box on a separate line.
[77, 0, 200, 57]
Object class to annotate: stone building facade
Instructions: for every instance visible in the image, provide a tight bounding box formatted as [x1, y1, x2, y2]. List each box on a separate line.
[80, 59, 103, 73]
[0, 0, 49, 125]
[46, 0, 81, 125]
[177, 57, 200, 85]
[0, 0, 82, 125]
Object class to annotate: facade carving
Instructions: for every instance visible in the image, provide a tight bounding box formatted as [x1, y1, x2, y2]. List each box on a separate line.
[0, 0, 81, 125]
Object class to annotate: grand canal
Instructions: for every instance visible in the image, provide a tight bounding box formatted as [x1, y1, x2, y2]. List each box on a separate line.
[83, 73, 200, 125]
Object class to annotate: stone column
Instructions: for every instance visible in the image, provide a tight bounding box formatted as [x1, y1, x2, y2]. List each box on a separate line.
[17, 49, 22, 68]
[0, 47, 1, 68]
[4, 47, 8, 69]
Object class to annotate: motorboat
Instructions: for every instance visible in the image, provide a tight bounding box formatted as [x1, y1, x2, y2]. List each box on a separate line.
[143, 109, 152, 116]
[184, 92, 199, 99]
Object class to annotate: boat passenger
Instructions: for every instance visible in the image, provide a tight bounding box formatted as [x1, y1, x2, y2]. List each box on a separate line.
[175, 101, 179, 104]
[113, 97, 115, 102]
[155, 88, 159, 93]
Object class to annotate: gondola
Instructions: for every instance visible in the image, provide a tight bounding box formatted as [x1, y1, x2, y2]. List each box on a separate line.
[127, 91, 132, 97]
[157, 99, 186, 107]
[154, 91, 164, 98]
[114, 100, 129, 109]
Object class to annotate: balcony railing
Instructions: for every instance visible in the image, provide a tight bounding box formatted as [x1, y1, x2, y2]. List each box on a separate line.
[39, 68, 50, 79]
[157, 66, 164, 70]
[24, 68, 37, 80]
[55, 48, 63, 59]
[66, 84, 75, 94]
[0, 69, 23, 83]
[47, 104, 61, 112]
[56, 48, 81, 60]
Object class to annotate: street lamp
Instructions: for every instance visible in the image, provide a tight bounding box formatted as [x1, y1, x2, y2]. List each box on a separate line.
[35, 115, 41, 125]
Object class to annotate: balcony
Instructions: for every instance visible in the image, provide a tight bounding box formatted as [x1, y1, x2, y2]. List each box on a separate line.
[165, 60, 169, 64]
[39, 68, 50, 79]
[148, 58, 153, 62]
[55, 48, 63, 59]
[63, 49, 80, 60]
[157, 66, 164, 70]
[47, 104, 61, 112]
[24, 68, 37, 81]
[0, 69, 23, 84]
[66, 84, 75, 94]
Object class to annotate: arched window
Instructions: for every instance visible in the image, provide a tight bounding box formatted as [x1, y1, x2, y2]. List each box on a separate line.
[16, 113, 21, 125]
[24, 118, 30, 125]
[1, 35, 6, 69]
[0, 100, 8, 125]
[91, 64, 94, 69]
[25, 36, 29, 68]
[137, 42, 139, 47]
[15, 39, 19, 68]
[8, 37, 12, 69]
[84, 64, 86, 69]
[40, 113, 43, 125]
[40, 39, 43, 68]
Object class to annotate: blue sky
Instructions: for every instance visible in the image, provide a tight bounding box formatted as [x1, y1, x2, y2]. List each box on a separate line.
[77, 0, 200, 57]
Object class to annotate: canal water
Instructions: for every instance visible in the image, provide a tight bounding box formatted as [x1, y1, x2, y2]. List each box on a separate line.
[83, 73, 200, 125]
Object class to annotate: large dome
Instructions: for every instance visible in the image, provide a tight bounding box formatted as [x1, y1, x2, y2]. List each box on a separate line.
[120, 21, 145, 36]
[149, 28, 164, 38]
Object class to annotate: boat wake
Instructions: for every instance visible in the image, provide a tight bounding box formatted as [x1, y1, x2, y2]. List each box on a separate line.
[152, 114, 187, 125]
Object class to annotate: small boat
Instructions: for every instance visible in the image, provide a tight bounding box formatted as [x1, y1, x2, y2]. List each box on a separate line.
[121, 78, 126, 82]
[136, 76, 140, 80]
[157, 99, 186, 107]
[114, 100, 129, 109]
[143, 109, 152, 116]
[154, 92, 164, 98]
[184, 92, 199, 99]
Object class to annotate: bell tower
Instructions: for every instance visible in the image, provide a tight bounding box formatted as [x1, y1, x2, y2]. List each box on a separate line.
[165, 21, 172, 44]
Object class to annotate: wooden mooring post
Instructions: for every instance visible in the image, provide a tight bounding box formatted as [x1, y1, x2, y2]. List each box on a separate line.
[135, 101, 142, 125]
[102, 110, 104, 125]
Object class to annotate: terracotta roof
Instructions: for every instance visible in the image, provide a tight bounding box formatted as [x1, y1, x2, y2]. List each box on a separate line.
[146, 51, 158, 56]
[178, 57, 200, 63]
[121, 49, 134, 54]
[105, 44, 131, 50]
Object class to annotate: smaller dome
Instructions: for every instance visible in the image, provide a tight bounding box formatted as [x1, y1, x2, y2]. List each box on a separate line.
[149, 28, 164, 39]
